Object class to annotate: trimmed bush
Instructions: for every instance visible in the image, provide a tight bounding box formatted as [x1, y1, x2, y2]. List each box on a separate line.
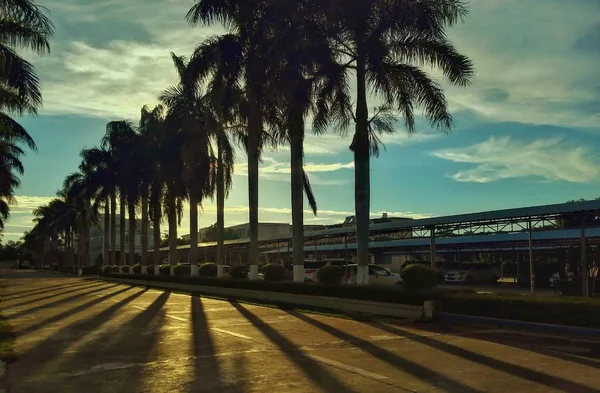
[102, 265, 113, 274]
[111, 266, 121, 273]
[81, 266, 99, 275]
[159, 264, 171, 276]
[401, 264, 438, 291]
[120, 265, 129, 274]
[199, 262, 217, 277]
[263, 264, 285, 282]
[442, 293, 600, 329]
[146, 265, 155, 275]
[317, 265, 344, 285]
[174, 263, 191, 276]
[230, 265, 249, 280]
[99, 272, 457, 306]
[132, 264, 142, 274]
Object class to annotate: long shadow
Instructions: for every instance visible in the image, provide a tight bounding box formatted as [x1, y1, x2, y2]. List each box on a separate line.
[376, 323, 600, 393]
[15, 284, 128, 336]
[1, 281, 101, 300]
[6, 283, 121, 320]
[185, 295, 223, 392]
[4, 282, 114, 310]
[9, 287, 150, 384]
[230, 301, 359, 393]
[55, 292, 171, 392]
[285, 311, 485, 393]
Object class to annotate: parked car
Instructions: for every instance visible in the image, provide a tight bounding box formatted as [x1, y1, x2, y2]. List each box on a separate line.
[309, 259, 354, 281]
[444, 263, 500, 284]
[344, 264, 403, 285]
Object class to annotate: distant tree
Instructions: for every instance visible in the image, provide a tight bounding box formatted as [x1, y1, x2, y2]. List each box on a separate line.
[202, 223, 240, 242]
[159, 233, 188, 248]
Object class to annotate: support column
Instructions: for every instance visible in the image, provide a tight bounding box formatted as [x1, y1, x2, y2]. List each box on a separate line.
[430, 225, 437, 269]
[581, 215, 589, 297]
[528, 218, 534, 294]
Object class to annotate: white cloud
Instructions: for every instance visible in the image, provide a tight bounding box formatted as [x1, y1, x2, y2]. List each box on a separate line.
[431, 136, 600, 183]
[234, 156, 354, 185]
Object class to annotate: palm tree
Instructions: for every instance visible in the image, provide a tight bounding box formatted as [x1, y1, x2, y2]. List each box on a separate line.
[138, 105, 165, 273]
[102, 120, 138, 268]
[160, 52, 218, 275]
[0, 0, 53, 233]
[187, 0, 277, 279]
[80, 146, 116, 266]
[325, 0, 474, 284]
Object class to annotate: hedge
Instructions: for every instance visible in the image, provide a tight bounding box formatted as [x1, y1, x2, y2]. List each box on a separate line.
[99, 272, 455, 306]
[174, 263, 191, 276]
[441, 293, 600, 329]
[263, 264, 285, 282]
[199, 263, 217, 277]
[230, 265, 249, 280]
[317, 265, 344, 285]
[401, 264, 438, 291]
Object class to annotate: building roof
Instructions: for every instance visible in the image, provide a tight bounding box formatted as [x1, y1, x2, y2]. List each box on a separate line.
[262, 227, 600, 254]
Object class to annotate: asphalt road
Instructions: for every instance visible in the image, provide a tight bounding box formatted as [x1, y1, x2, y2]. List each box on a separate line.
[1, 269, 599, 393]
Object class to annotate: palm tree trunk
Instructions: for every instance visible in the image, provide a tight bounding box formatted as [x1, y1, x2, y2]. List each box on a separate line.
[354, 53, 370, 285]
[141, 192, 149, 273]
[119, 194, 126, 266]
[189, 191, 199, 276]
[216, 137, 225, 278]
[168, 196, 177, 275]
[152, 188, 162, 272]
[128, 200, 136, 273]
[290, 111, 305, 283]
[247, 106, 261, 280]
[110, 192, 117, 265]
[103, 200, 110, 266]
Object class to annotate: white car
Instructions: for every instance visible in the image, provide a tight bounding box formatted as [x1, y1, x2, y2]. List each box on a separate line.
[444, 263, 500, 284]
[344, 264, 403, 285]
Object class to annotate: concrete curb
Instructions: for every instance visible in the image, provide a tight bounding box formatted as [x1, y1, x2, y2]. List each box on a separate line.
[440, 313, 600, 337]
[100, 276, 424, 320]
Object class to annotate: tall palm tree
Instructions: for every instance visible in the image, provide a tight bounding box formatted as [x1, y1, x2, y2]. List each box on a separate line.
[326, 0, 474, 284]
[102, 120, 138, 268]
[187, 0, 276, 279]
[80, 146, 116, 266]
[160, 52, 218, 276]
[138, 105, 165, 273]
[0, 0, 53, 233]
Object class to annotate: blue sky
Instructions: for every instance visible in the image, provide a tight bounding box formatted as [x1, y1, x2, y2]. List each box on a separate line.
[5, 0, 600, 241]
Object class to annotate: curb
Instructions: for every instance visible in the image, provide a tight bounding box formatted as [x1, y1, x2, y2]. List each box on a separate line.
[440, 313, 600, 337]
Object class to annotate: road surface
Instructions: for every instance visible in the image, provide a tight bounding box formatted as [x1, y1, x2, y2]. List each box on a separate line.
[1, 269, 599, 393]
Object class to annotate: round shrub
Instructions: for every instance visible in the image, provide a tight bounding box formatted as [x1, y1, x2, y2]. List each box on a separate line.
[401, 264, 438, 291]
[230, 265, 249, 280]
[263, 264, 285, 282]
[146, 265, 155, 275]
[132, 264, 142, 274]
[102, 265, 113, 274]
[111, 266, 121, 273]
[317, 265, 345, 285]
[174, 263, 191, 276]
[199, 262, 217, 277]
[159, 264, 171, 276]
[120, 265, 129, 274]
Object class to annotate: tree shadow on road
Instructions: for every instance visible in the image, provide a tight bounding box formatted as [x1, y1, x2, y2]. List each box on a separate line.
[14, 283, 125, 337]
[1, 281, 103, 300]
[185, 296, 250, 393]
[375, 322, 600, 393]
[285, 310, 486, 393]
[3, 281, 114, 311]
[5, 282, 120, 320]
[9, 286, 149, 384]
[230, 301, 359, 393]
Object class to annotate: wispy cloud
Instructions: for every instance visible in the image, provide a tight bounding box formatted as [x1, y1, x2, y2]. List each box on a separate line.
[234, 156, 354, 185]
[431, 136, 600, 183]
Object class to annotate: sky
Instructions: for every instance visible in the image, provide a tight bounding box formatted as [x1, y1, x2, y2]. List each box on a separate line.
[4, 0, 600, 241]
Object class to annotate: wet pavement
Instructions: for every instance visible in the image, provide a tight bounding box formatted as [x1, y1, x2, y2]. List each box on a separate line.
[1, 269, 599, 393]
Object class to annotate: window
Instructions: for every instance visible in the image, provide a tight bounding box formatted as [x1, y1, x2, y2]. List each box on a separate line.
[370, 265, 389, 276]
